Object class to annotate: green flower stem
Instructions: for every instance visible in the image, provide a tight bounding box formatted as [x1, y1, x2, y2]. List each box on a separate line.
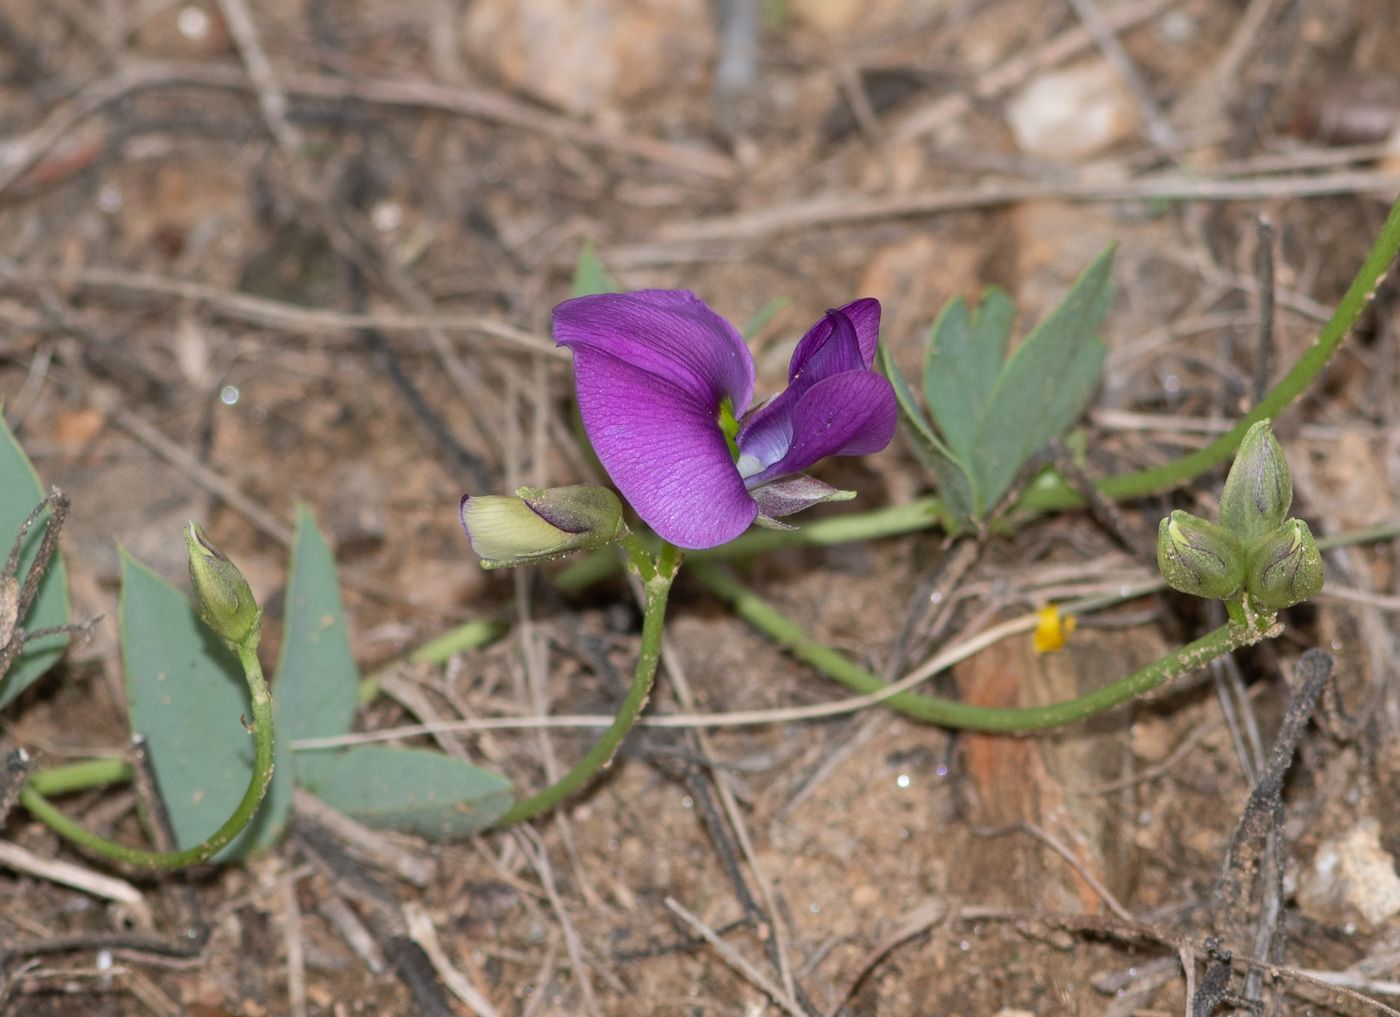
[493, 538, 679, 828]
[556, 498, 945, 592]
[688, 559, 1280, 732]
[357, 618, 508, 706]
[20, 640, 274, 868]
[26, 757, 132, 796]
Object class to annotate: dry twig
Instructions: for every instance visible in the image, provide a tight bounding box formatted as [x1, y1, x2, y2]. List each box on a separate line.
[403, 901, 503, 1017]
[0, 840, 152, 928]
[659, 170, 1400, 244]
[664, 896, 807, 1017]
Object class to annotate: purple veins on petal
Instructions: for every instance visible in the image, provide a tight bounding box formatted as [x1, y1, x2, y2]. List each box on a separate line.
[746, 372, 897, 487]
[736, 307, 873, 476]
[835, 297, 882, 367]
[785, 308, 869, 400]
[553, 290, 754, 415]
[552, 288, 896, 550]
[570, 347, 758, 548]
[788, 300, 881, 387]
[750, 474, 855, 520]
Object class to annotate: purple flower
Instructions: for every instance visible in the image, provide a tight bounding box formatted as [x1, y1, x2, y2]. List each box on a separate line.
[554, 290, 897, 549]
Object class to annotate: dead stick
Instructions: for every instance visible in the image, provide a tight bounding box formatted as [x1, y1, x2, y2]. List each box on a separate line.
[1253, 216, 1277, 406]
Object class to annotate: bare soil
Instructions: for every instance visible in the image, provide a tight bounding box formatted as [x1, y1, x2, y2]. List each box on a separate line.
[3, 0, 1400, 1014]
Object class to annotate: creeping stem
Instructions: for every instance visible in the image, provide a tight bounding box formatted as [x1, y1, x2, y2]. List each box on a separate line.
[493, 537, 679, 827]
[689, 560, 1278, 732]
[1023, 188, 1400, 511]
[20, 641, 274, 868]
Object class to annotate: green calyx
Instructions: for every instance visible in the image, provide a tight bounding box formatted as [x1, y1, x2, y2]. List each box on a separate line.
[1245, 518, 1324, 610]
[1220, 419, 1292, 548]
[462, 485, 624, 569]
[1157, 510, 1246, 601]
[185, 522, 261, 647]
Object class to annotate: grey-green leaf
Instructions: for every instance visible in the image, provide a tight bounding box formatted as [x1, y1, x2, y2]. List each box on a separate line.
[269, 506, 361, 846]
[970, 246, 1114, 510]
[922, 288, 1014, 462]
[571, 241, 618, 298]
[304, 746, 513, 839]
[0, 416, 70, 707]
[121, 550, 266, 859]
[880, 343, 979, 531]
[879, 345, 943, 463]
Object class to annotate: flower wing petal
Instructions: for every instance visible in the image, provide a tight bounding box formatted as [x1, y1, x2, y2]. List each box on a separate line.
[554, 290, 755, 416]
[573, 350, 757, 548]
[835, 297, 881, 368]
[737, 309, 885, 477]
[787, 309, 866, 390]
[745, 370, 897, 486]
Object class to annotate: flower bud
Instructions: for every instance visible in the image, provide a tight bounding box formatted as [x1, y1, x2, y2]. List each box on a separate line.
[1220, 420, 1292, 548]
[1245, 518, 1324, 610]
[1157, 510, 1246, 600]
[460, 485, 624, 569]
[185, 522, 261, 646]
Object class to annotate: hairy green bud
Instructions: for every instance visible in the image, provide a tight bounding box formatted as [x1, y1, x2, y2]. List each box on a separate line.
[1157, 510, 1246, 600]
[1220, 420, 1292, 548]
[460, 485, 624, 569]
[1245, 518, 1324, 610]
[185, 522, 261, 646]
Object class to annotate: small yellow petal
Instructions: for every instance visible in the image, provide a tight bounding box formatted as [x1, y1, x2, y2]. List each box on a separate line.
[1032, 606, 1076, 654]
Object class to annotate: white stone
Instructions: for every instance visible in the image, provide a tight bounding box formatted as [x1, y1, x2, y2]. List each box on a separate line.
[1006, 60, 1138, 161]
[1298, 818, 1400, 927]
[463, 0, 714, 117]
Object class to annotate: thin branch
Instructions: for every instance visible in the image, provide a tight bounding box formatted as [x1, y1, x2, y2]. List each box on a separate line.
[659, 170, 1400, 244]
[280, 867, 308, 1017]
[1063, 0, 1178, 149]
[1253, 216, 1277, 405]
[0, 840, 152, 927]
[969, 821, 1136, 923]
[212, 0, 303, 154]
[515, 825, 599, 1017]
[0, 60, 734, 200]
[891, 0, 1180, 144]
[0, 265, 561, 358]
[403, 902, 504, 1017]
[664, 897, 807, 1017]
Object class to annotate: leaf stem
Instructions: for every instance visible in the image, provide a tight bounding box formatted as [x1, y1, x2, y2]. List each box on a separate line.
[20, 639, 275, 868]
[26, 756, 131, 796]
[688, 559, 1279, 732]
[492, 539, 679, 827]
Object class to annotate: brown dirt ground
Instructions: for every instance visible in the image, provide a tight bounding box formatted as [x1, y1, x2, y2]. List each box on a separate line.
[3, 0, 1400, 1014]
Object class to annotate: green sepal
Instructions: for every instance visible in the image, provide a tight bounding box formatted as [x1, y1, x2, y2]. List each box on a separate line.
[1245, 518, 1324, 610]
[1157, 510, 1246, 600]
[1220, 420, 1292, 549]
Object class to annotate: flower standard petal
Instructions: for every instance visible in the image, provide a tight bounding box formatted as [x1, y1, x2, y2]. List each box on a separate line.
[741, 370, 897, 487]
[571, 349, 757, 548]
[554, 290, 754, 416]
